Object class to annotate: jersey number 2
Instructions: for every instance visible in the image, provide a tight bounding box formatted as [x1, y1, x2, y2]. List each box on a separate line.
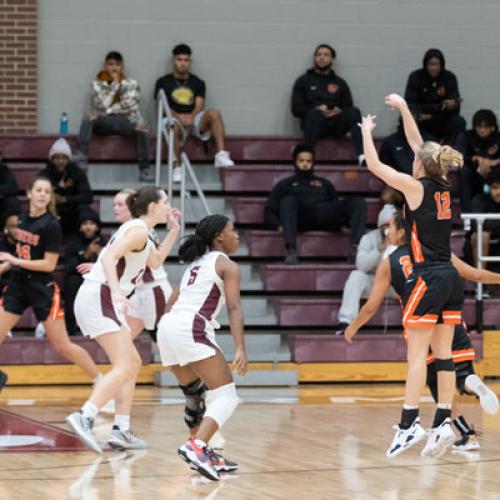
[434, 192, 451, 220]
[399, 255, 413, 279]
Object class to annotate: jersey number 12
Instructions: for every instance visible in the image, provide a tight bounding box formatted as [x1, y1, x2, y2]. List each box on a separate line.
[434, 192, 451, 220]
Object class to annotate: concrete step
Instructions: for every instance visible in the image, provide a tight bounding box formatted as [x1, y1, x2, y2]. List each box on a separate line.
[219, 298, 276, 327]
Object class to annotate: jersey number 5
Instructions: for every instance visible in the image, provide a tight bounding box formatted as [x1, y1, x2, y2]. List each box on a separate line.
[434, 192, 451, 220]
[187, 266, 201, 286]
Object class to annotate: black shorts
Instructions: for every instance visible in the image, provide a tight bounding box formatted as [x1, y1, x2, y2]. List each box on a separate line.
[1, 279, 64, 322]
[402, 263, 464, 329]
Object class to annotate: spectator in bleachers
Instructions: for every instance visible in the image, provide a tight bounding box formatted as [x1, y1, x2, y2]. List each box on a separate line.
[73, 51, 152, 182]
[264, 144, 366, 265]
[457, 109, 500, 212]
[40, 138, 93, 236]
[0, 149, 20, 225]
[154, 43, 234, 182]
[291, 44, 364, 165]
[0, 211, 19, 297]
[63, 208, 105, 336]
[334, 203, 397, 335]
[404, 48, 465, 144]
[469, 169, 500, 269]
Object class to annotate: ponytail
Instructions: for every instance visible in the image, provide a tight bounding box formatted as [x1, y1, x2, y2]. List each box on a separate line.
[126, 186, 162, 218]
[418, 142, 463, 179]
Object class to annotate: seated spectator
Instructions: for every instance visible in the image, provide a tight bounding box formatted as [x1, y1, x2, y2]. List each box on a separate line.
[379, 120, 434, 175]
[154, 43, 234, 182]
[468, 169, 500, 269]
[0, 211, 19, 297]
[291, 44, 364, 165]
[0, 149, 20, 223]
[40, 138, 93, 236]
[457, 109, 500, 212]
[405, 48, 465, 144]
[264, 144, 366, 265]
[63, 209, 105, 336]
[73, 51, 152, 182]
[334, 204, 397, 335]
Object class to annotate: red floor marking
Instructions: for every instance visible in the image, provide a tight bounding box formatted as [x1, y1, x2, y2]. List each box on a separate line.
[0, 409, 88, 452]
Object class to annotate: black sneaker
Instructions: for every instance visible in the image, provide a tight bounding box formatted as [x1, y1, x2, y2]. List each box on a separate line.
[0, 370, 8, 391]
[139, 165, 155, 183]
[334, 322, 349, 336]
[284, 249, 299, 265]
[453, 433, 480, 451]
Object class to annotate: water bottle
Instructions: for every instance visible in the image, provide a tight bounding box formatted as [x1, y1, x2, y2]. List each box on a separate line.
[59, 112, 68, 135]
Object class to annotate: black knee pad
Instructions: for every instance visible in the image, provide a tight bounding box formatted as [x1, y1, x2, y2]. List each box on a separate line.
[434, 358, 455, 372]
[179, 378, 208, 429]
[426, 363, 439, 403]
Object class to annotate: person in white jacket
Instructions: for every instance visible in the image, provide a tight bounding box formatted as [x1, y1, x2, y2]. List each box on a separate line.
[334, 203, 397, 334]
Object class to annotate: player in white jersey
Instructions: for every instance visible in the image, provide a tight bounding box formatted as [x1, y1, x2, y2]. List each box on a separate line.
[66, 187, 180, 453]
[157, 214, 248, 481]
[112, 189, 173, 336]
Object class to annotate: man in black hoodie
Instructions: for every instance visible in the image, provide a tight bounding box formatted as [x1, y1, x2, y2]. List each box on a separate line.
[40, 138, 93, 236]
[63, 208, 106, 335]
[264, 144, 366, 264]
[404, 48, 465, 143]
[291, 44, 364, 165]
[0, 149, 20, 225]
[457, 109, 500, 212]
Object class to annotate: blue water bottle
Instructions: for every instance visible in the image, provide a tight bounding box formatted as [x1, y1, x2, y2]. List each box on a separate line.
[59, 112, 68, 135]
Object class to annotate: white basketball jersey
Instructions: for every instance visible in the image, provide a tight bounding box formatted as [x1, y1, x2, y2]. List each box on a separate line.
[85, 219, 153, 295]
[171, 251, 226, 327]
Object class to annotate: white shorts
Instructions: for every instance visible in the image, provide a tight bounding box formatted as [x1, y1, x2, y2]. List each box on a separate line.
[175, 111, 211, 144]
[128, 279, 173, 330]
[157, 311, 221, 367]
[74, 281, 130, 338]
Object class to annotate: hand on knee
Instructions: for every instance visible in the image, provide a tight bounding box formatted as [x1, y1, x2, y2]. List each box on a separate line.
[204, 382, 240, 429]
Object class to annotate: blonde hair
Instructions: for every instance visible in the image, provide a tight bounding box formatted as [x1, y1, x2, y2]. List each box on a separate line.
[27, 175, 57, 217]
[417, 142, 463, 179]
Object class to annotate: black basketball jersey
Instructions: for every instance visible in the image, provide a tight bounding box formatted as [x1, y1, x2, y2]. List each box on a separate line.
[405, 177, 452, 264]
[388, 244, 413, 297]
[10, 211, 62, 282]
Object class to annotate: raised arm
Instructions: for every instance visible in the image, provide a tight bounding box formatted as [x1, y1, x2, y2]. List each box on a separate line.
[451, 252, 500, 285]
[344, 257, 392, 343]
[360, 114, 423, 209]
[385, 93, 423, 155]
[147, 208, 181, 269]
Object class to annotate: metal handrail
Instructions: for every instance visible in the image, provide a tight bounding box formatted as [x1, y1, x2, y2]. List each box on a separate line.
[461, 213, 500, 332]
[154, 89, 212, 237]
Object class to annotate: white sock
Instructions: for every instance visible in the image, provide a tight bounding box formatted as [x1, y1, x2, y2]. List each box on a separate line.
[114, 414, 130, 432]
[194, 438, 207, 448]
[403, 404, 418, 410]
[81, 401, 99, 420]
[437, 403, 452, 410]
[93, 373, 104, 385]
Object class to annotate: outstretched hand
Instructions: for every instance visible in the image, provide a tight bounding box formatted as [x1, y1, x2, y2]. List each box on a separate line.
[168, 208, 182, 232]
[384, 93, 406, 110]
[358, 114, 377, 133]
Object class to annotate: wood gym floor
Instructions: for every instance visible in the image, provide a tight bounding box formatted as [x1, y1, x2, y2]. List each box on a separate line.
[1, 382, 500, 500]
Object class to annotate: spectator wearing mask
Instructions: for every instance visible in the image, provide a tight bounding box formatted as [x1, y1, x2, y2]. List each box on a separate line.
[63, 209, 106, 336]
[457, 109, 500, 212]
[0, 211, 19, 297]
[264, 143, 366, 265]
[40, 138, 93, 236]
[0, 149, 19, 224]
[404, 48, 466, 144]
[73, 51, 152, 182]
[291, 44, 364, 165]
[334, 203, 397, 335]
[154, 43, 234, 182]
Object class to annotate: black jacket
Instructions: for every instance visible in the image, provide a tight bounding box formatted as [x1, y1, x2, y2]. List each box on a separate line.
[264, 171, 337, 228]
[404, 49, 461, 117]
[456, 130, 500, 166]
[64, 233, 106, 275]
[0, 163, 18, 200]
[291, 69, 354, 118]
[40, 161, 93, 213]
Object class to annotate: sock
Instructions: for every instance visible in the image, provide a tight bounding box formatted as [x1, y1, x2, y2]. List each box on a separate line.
[433, 405, 452, 428]
[453, 415, 472, 436]
[399, 405, 419, 429]
[81, 401, 99, 420]
[114, 414, 131, 432]
[193, 438, 207, 449]
[93, 373, 104, 385]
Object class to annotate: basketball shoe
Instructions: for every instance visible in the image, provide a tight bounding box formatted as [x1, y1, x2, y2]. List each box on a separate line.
[421, 417, 455, 457]
[178, 436, 219, 481]
[386, 417, 426, 458]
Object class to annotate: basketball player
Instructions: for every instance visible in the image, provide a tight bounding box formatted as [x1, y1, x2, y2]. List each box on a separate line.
[66, 186, 180, 453]
[156, 214, 248, 481]
[0, 176, 102, 384]
[360, 94, 464, 457]
[345, 211, 499, 452]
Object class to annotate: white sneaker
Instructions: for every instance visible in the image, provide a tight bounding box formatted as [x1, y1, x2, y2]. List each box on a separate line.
[214, 150, 234, 168]
[66, 411, 102, 453]
[465, 374, 499, 414]
[108, 426, 147, 451]
[35, 322, 45, 338]
[172, 167, 182, 183]
[386, 418, 426, 458]
[100, 399, 115, 415]
[421, 418, 455, 458]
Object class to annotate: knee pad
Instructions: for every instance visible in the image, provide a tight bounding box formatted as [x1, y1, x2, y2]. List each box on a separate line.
[180, 378, 207, 429]
[205, 382, 240, 429]
[434, 358, 455, 372]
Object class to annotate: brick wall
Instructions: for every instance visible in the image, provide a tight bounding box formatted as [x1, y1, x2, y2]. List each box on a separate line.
[0, 0, 37, 134]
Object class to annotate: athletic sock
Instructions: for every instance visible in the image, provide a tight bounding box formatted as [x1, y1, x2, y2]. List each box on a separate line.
[399, 405, 419, 429]
[93, 373, 104, 385]
[81, 401, 99, 420]
[454, 415, 473, 435]
[433, 405, 452, 428]
[114, 415, 131, 433]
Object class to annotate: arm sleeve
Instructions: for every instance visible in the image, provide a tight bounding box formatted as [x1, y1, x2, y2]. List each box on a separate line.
[118, 80, 141, 114]
[339, 80, 353, 109]
[64, 170, 93, 205]
[0, 165, 18, 198]
[91, 80, 120, 111]
[355, 233, 383, 273]
[44, 219, 62, 254]
[195, 79, 206, 99]
[291, 76, 308, 118]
